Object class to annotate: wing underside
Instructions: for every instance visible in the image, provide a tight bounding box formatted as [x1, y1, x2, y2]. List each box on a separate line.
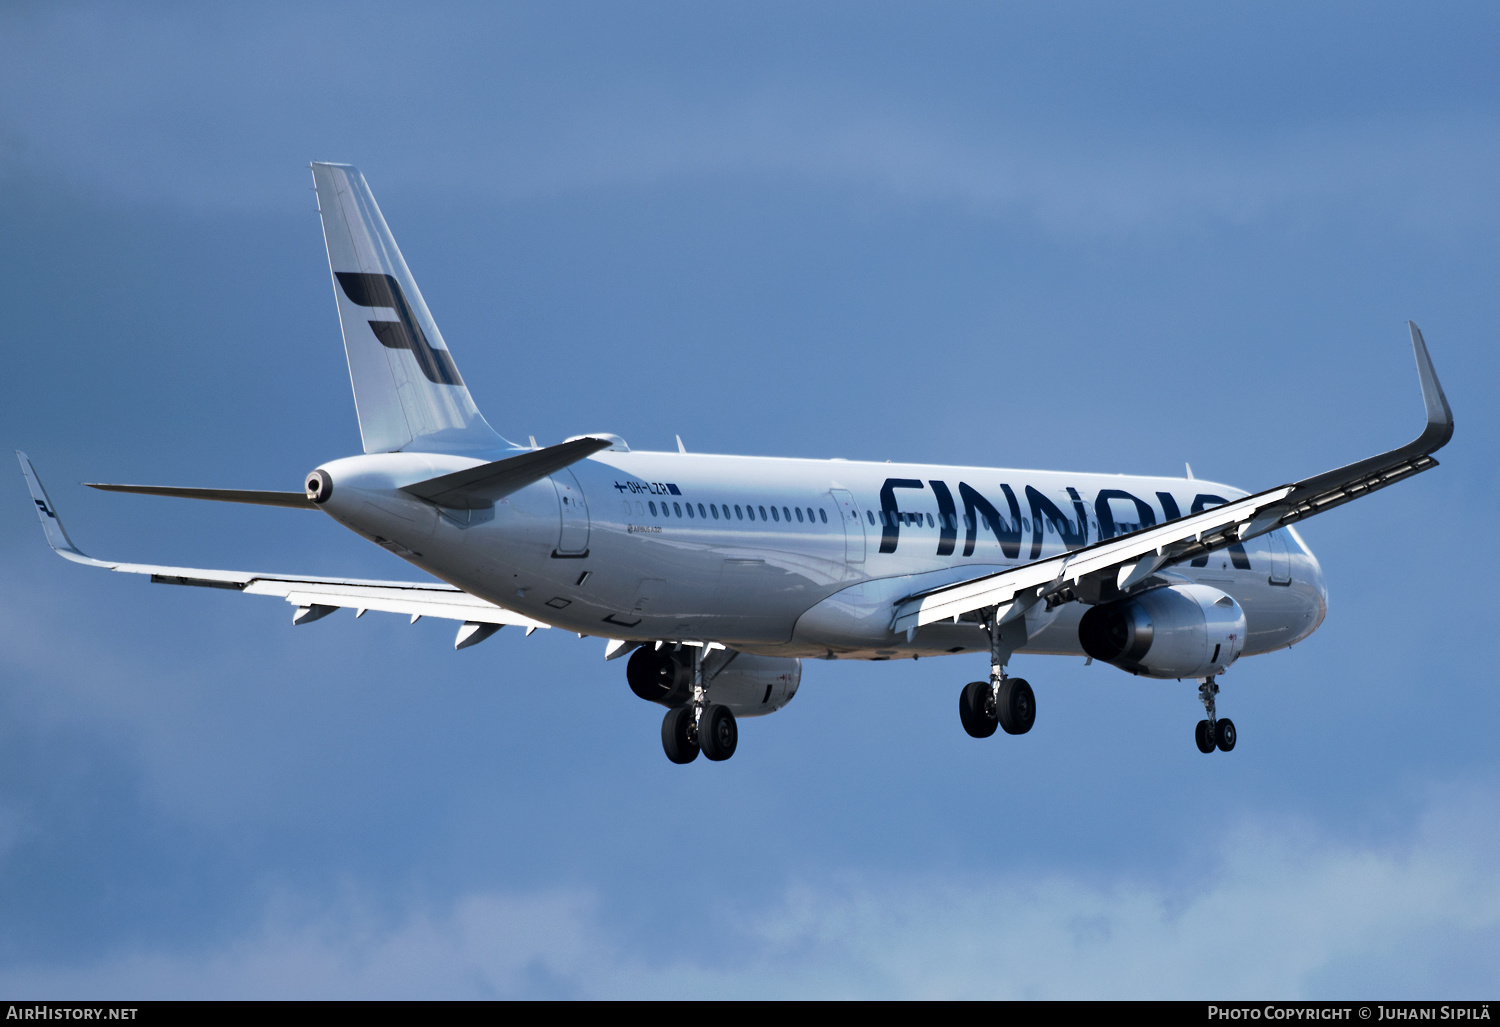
[17, 452, 548, 647]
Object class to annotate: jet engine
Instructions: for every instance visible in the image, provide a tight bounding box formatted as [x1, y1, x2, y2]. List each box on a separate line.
[1077, 583, 1246, 679]
[626, 647, 800, 717]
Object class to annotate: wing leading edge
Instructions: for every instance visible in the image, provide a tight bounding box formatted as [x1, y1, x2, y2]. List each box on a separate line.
[892, 322, 1454, 637]
[16, 452, 548, 647]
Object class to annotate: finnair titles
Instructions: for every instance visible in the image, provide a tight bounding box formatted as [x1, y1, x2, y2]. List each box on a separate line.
[19, 162, 1454, 764]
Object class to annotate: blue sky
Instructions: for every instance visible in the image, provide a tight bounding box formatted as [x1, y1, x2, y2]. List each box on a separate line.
[0, 1, 1497, 998]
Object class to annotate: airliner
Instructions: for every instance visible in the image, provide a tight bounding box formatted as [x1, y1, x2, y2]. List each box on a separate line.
[18, 163, 1454, 764]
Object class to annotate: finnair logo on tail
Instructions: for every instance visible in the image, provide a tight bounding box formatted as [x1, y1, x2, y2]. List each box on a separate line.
[335, 272, 464, 386]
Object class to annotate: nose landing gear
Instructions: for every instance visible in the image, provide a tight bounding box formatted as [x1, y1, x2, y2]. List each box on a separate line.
[1195, 677, 1236, 753]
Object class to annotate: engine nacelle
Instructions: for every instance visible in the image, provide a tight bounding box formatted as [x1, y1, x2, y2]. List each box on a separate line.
[1078, 584, 1246, 679]
[626, 647, 800, 718]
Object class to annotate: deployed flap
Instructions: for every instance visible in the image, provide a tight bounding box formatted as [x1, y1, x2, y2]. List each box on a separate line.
[311, 162, 506, 456]
[84, 483, 315, 509]
[893, 323, 1454, 635]
[17, 453, 547, 631]
[401, 436, 611, 509]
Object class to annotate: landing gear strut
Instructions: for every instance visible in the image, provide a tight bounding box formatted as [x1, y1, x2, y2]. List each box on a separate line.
[1195, 677, 1236, 753]
[959, 607, 1035, 739]
[659, 644, 738, 763]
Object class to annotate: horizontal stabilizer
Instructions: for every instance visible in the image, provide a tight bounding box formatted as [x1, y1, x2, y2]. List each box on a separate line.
[402, 436, 612, 509]
[85, 483, 315, 509]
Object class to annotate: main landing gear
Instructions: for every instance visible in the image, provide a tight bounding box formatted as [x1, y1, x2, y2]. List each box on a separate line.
[959, 606, 1036, 739]
[1195, 677, 1236, 753]
[659, 645, 738, 764]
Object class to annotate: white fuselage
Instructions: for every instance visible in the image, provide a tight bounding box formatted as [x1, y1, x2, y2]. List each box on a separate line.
[314, 447, 1328, 665]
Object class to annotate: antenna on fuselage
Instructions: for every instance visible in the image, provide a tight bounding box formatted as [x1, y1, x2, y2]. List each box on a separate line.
[1185, 462, 1195, 479]
[676, 435, 687, 454]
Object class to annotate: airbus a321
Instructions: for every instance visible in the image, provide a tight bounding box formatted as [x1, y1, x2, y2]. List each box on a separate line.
[19, 163, 1455, 763]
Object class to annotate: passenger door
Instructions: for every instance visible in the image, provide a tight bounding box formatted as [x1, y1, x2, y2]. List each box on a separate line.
[552, 469, 590, 556]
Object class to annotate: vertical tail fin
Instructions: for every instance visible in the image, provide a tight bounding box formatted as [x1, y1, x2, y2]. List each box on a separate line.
[311, 163, 508, 455]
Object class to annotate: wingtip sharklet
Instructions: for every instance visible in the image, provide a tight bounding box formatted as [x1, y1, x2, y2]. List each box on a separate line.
[14, 451, 111, 568]
[1407, 321, 1454, 451]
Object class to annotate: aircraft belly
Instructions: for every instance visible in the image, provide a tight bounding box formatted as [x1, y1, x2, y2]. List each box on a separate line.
[793, 565, 1010, 654]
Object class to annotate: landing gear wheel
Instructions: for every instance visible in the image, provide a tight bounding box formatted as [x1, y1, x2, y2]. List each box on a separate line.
[699, 704, 738, 761]
[661, 707, 699, 764]
[959, 681, 997, 738]
[1215, 718, 1236, 752]
[996, 677, 1035, 735]
[1195, 719, 1215, 753]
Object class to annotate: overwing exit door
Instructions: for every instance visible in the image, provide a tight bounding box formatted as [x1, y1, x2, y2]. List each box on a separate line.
[830, 488, 865, 564]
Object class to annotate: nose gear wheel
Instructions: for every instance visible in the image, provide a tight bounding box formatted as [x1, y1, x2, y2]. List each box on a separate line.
[1195, 677, 1237, 753]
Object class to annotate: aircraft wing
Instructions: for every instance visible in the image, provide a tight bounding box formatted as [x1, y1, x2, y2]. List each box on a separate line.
[892, 322, 1453, 637]
[17, 452, 548, 646]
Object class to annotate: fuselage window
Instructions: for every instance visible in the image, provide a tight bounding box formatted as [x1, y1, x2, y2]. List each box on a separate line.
[710, 504, 719, 519]
[771, 506, 780, 522]
[795, 507, 804, 523]
[866, 509, 876, 525]
[759, 505, 768, 520]
[819, 508, 828, 523]
[696, 503, 706, 518]
[671, 502, 681, 517]
[747, 505, 756, 521]
[782, 506, 791, 522]
[687, 503, 695, 518]
[735, 505, 743, 520]
[649, 501, 657, 516]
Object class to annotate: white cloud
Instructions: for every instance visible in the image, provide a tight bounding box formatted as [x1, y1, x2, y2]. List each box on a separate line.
[3, 786, 1496, 998]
